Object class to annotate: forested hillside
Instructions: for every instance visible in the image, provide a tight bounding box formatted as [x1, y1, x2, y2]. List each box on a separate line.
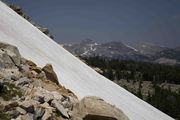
[81, 56, 180, 119]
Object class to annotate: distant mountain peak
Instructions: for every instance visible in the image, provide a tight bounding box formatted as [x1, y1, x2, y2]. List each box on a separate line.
[81, 38, 95, 44]
[63, 40, 180, 64]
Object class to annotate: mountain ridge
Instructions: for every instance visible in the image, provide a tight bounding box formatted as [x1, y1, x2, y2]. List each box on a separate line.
[63, 39, 180, 65]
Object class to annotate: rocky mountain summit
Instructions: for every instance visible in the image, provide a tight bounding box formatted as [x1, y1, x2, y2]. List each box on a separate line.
[0, 42, 129, 120]
[63, 39, 180, 65]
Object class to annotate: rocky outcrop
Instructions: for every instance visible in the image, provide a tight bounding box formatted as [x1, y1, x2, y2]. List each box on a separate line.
[72, 96, 129, 120]
[42, 64, 59, 85]
[0, 42, 77, 120]
[9, 4, 54, 39]
[0, 42, 21, 68]
[0, 42, 129, 120]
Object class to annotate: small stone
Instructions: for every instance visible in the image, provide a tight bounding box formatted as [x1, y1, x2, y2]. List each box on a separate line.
[26, 60, 37, 67]
[62, 100, 71, 109]
[36, 71, 47, 80]
[51, 100, 69, 118]
[51, 91, 64, 101]
[27, 71, 37, 78]
[4, 102, 19, 111]
[11, 75, 19, 81]
[6, 110, 20, 118]
[20, 64, 29, 73]
[34, 107, 45, 119]
[21, 113, 34, 120]
[33, 96, 45, 104]
[16, 107, 26, 115]
[41, 109, 52, 120]
[16, 77, 31, 86]
[32, 67, 42, 74]
[44, 94, 54, 103]
[20, 101, 34, 113]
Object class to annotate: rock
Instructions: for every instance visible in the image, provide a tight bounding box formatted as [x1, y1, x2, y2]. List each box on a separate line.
[0, 42, 21, 68]
[16, 107, 26, 115]
[83, 115, 118, 120]
[37, 27, 49, 35]
[40, 102, 55, 119]
[25, 60, 37, 67]
[19, 113, 34, 120]
[44, 93, 54, 103]
[71, 116, 83, 120]
[72, 96, 129, 120]
[27, 71, 37, 78]
[19, 101, 34, 113]
[51, 99, 69, 118]
[16, 77, 31, 86]
[51, 91, 64, 101]
[11, 75, 19, 81]
[2, 68, 20, 80]
[34, 107, 45, 119]
[33, 96, 45, 104]
[42, 64, 59, 85]
[32, 67, 42, 74]
[41, 109, 53, 120]
[1, 53, 14, 68]
[4, 102, 19, 111]
[19, 64, 29, 73]
[33, 87, 53, 103]
[62, 99, 72, 109]
[6, 109, 20, 118]
[36, 71, 47, 80]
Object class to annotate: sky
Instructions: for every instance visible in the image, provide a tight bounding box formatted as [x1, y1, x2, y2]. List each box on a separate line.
[5, 0, 180, 47]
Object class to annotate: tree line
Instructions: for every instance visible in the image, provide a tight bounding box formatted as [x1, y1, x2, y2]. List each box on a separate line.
[82, 56, 180, 84]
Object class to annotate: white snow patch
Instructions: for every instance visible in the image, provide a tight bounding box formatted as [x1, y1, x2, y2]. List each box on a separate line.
[125, 44, 138, 52]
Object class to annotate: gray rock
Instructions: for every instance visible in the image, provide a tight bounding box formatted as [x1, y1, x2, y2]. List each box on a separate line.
[34, 107, 45, 119]
[62, 99, 72, 109]
[20, 113, 34, 120]
[11, 75, 19, 81]
[16, 107, 26, 115]
[16, 77, 31, 86]
[41, 109, 52, 120]
[20, 101, 34, 113]
[51, 99, 69, 118]
[6, 110, 20, 118]
[20, 64, 29, 73]
[33, 96, 45, 104]
[0, 42, 21, 68]
[44, 93, 54, 103]
[51, 91, 64, 101]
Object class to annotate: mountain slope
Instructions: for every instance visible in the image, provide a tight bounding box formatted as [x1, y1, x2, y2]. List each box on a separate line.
[64, 40, 180, 65]
[64, 40, 149, 61]
[0, 1, 173, 120]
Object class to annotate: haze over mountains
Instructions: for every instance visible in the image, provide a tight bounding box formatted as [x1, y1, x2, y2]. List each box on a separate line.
[63, 39, 180, 65]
